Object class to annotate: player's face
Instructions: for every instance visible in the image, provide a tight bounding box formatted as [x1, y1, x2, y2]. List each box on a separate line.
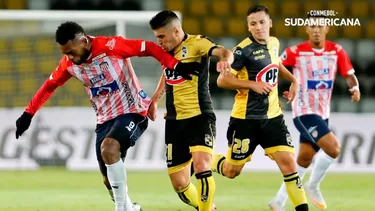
[60, 38, 91, 65]
[247, 11, 272, 43]
[306, 18, 329, 45]
[153, 25, 179, 52]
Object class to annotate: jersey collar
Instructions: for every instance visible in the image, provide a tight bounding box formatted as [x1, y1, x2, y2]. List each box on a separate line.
[249, 35, 267, 46]
[169, 33, 189, 55]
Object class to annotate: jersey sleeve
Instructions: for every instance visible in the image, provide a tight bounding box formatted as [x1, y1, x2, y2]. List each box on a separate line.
[25, 56, 72, 115]
[195, 35, 219, 57]
[280, 47, 296, 67]
[230, 46, 246, 76]
[336, 44, 355, 77]
[110, 36, 179, 70]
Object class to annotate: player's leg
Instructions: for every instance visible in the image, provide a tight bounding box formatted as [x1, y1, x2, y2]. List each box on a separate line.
[270, 142, 317, 210]
[270, 117, 320, 210]
[211, 118, 257, 179]
[165, 119, 199, 210]
[97, 157, 127, 201]
[305, 118, 338, 209]
[101, 114, 148, 211]
[262, 115, 308, 211]
[190, 114, 217, 211]
[95, 121, 117, 202]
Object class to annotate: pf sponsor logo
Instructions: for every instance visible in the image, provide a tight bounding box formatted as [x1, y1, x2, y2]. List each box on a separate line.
[162, 65, 186, 85]
[256, 63, 279, 87]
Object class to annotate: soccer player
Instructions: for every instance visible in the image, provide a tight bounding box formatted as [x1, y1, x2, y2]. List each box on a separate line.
[211, 5, 310, 211]
[269, 14, 360, 211]
[148, 10, 233, 211]
[14, 21, 203, 211]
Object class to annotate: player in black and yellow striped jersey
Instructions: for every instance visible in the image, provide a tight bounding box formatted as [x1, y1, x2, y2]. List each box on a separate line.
[148, 10, 233, 211]
[211, 5, 309, 211]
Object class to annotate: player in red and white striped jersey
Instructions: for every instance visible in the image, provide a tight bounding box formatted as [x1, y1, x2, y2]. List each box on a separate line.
[15, 21, 201, 211]
[269, 14, 360, 211]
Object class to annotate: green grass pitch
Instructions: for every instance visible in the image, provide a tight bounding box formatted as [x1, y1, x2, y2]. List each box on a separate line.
[1, 168, 373, 211]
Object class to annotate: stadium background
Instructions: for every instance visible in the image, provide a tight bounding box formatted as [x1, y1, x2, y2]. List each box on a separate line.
[0, 0, 374, 210]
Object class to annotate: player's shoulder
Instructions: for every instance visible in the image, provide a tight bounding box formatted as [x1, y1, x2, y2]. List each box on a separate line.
[93, 35, 122, 50]
[58, 55, 72, 69]
[325, 40, 343, 52]
[190, 34, 216, 43]
[285, 41, 309, 54]
[296, 41, 311, 50]
[235, 37, 253, 49]
[269, 36, 280, 45]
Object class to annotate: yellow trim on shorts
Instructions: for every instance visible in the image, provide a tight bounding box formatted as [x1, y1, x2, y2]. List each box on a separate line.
[190, 145, 213, 154]
[265, 146, 295, 160]
[225, 147, 252, 166]
[168, 158, 193, 175]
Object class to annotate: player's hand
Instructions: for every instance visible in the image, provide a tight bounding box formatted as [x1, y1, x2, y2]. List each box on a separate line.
[349, 87, 361, 102]
[250, 81, 272, 95]
[147, 101, 157, 121]
[15, 112, 33, 139]
[216, 59, 232, 73]
[282, 91, 289, 100]
[174, 62, 202, 80]
[286, 82, 298, 104]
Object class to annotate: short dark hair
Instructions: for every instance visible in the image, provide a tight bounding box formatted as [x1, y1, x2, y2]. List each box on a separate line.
[149, 10, 179, 30]
[55, 21, 85, 45]
[247, 5, 270, 16]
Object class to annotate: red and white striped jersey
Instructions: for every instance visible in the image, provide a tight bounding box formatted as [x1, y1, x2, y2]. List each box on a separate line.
[280, 40, 354, 119]
[25, 36, 179, 124]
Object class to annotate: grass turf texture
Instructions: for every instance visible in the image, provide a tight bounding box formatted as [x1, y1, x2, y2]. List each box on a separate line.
[1, 168, 373, 211]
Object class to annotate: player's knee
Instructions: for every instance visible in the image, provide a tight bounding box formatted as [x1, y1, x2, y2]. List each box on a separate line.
[296, 154, 313, 168]
[320, 136, 341, 159]
[223, 164, 242, 179]
[170, 176, 190, 192]
[273, 152, 296, 175]
[192, 152, 211, 173]
[325, 141, 341, 159]
[193, 160, 210, 174]
[100, 138, 121, 163]
[226, 169, 241, 179]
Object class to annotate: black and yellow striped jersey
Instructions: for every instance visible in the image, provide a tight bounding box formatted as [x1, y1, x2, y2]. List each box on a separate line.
[163, 34, 218, 120]
[230, 36, 282, 120]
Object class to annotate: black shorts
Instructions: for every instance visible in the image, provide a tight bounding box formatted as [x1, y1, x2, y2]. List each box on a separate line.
[95, 113, 148, 176]
[226, 114, 294, 165]
[165, 113, 216, 174]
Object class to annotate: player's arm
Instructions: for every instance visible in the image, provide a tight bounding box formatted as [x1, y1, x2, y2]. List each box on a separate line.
[196, 35, 234, 71]
[112, 37, 200, 78]
[15, 57, 72, 139]
[151, 72, 166, 103]
[148, 72, 165, 121]
[279, 63, 298, 84]
[336, 44, 360, 102]
[217, 46, 272, 94]
[279, 63, 298, 103]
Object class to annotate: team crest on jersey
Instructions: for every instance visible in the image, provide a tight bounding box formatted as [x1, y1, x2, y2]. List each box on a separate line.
[272, 46, 278, 57]
[256, 64, 279, 87]
[181, 46, 188, 58]
[99, 61, 110, 72]
[163, 66, 187, 85]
